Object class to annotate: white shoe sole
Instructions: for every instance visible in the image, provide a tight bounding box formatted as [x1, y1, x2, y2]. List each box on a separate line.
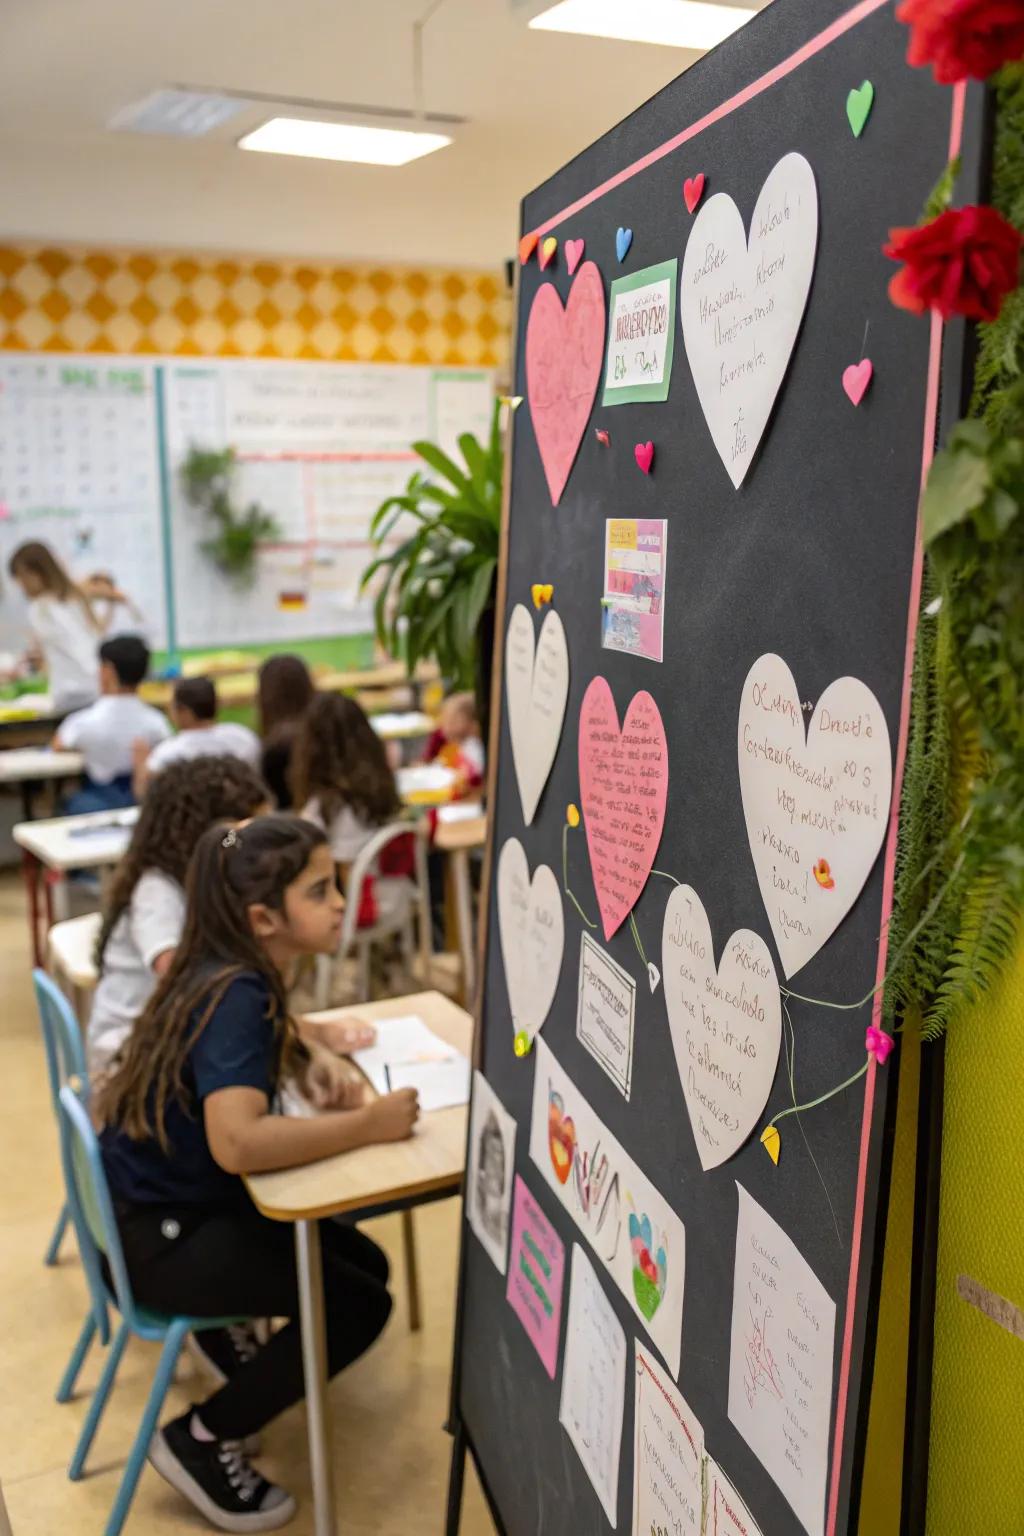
[148, 1431, 296, 1533]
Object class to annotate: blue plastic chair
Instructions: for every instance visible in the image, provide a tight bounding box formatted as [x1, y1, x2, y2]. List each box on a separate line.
[32, 969, 111, 1402]
[58, 1084, 249, 1536]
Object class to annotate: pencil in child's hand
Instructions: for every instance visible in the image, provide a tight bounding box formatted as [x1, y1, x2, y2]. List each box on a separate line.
[384, 1063, 392, 1093]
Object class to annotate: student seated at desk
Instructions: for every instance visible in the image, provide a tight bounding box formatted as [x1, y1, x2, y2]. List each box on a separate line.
[134, 677, 260, 795]
[87, 755, 269, 1077]
[423, 690, 485, 793]
[257, 654, 315, 810]
[7, 541, 101, 712]
[292, 692, 413, 927]
[99, 815, 419, 1532]
[53, 636, 170, 814]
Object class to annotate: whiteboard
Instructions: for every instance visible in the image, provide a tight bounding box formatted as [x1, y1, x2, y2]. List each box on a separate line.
[163, 359, 494, 648]
[0, 355, 167, 651]
[0, 352, 494, 653]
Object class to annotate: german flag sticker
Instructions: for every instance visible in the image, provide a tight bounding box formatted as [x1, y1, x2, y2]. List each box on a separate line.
[277, 591, 307, 612]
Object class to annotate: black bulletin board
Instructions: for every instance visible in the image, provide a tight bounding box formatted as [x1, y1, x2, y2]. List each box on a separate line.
[447, 5, 984, 1534]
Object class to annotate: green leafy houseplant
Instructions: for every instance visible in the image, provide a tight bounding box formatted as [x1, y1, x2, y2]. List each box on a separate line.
[180, 446, 280, 586]
[361, 400, 503, 729]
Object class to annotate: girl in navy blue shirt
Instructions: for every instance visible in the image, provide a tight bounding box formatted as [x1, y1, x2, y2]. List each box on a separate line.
[100, 815, 419, 1531]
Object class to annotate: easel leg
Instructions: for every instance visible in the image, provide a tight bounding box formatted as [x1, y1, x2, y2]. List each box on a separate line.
[444, 1420, 467, 1536]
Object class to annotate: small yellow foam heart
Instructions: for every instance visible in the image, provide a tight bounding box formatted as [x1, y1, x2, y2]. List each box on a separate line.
[760, 1124, 781, 1166]
[540, 237, 558, 270]
[531, 582, 554, 609]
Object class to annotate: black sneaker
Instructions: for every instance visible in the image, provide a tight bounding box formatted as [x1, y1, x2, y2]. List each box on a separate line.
[188, 1323, 262, 1386]
[149, 1411, 296, 1532]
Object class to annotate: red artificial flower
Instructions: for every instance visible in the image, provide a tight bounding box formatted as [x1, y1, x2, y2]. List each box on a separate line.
[897, 0, 1024, 83]
[885, 204, 1022, 322]
[865, 1026, 896, 1065]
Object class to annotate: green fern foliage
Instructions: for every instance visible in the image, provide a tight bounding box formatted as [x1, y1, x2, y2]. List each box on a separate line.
[885, 64, 1024, 1037]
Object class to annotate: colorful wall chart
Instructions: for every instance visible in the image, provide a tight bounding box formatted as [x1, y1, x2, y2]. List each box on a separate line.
[451, 4, 985, 1535]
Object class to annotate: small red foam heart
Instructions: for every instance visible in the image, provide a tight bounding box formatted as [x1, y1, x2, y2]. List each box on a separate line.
[595, 429, 610, 445]
[565, 238, 585, 275]
[634, 441, 654, 474]
[683, 173, 705, 214]
[842, 358, 873, 406]
[519, 232, 539, 265]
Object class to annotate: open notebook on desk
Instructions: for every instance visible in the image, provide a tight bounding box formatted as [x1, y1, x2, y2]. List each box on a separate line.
[351, 1015, 470, 1113]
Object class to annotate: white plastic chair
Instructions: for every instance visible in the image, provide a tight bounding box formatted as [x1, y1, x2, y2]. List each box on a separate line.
[313, 819, 432, 1010]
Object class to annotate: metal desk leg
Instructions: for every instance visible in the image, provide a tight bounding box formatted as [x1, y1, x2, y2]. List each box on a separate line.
[451, 849, 475, 1007]
[295, 1219, 338, 1536]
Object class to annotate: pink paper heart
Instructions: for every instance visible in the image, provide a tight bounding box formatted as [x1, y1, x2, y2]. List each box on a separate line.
[578, 677, 668, 940]
[565, 238, 585, 274]
[634, 441, 654, 474]
[525, 261, 606, 506]
[683, 173, 705, 213]
[842, 358, 873, 406]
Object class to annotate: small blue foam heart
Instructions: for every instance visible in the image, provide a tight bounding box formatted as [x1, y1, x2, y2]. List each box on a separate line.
[616, 226, 633, 262]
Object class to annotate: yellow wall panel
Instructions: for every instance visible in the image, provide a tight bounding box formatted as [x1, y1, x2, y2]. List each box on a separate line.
[0, 245, 512, 373]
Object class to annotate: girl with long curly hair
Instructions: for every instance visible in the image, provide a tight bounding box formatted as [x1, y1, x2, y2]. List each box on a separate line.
[98, 815, 419, 1531]
[86, 755, 269, 1075]
[290, 691, 401, 865]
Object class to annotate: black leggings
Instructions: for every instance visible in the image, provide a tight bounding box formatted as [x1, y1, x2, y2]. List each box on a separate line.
[116, 1202, 392, 1439]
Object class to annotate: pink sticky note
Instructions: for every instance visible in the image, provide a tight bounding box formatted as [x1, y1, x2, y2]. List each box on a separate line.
[506, 1175, 565, 1377]
[525, 260, 606, 506]
[579, 677, 668, 941]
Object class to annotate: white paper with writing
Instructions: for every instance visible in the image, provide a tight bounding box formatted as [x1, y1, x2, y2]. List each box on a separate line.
[529, 1036, 685, 1374]
[737, 652, 893, 977]
[466, 1071, 517, 1274]
[706, 1460, 765, 1536]
[632, 1342, 704, 1536]
[729, 1184, 836, 1536]
[559, 1244, 627, 1527]
[662, 884, 781, 1170]
[497, 836, 564, 1046]
[505, 603, 570, 825]
[680, 152, 818, 488]
[577, 931, 636, 1099]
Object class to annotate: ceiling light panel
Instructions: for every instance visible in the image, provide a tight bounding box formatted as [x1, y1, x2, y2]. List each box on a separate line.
[527, 0, 756, 49]
[238, 116, 453, 166]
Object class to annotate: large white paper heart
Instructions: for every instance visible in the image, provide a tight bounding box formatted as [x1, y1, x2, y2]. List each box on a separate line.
[738, 653, 893, 978]
[497, 837, 564, 1045]
[662, 884, 781, 1172]
[505, 603, 569, 826]
[680, 152, 818, 488]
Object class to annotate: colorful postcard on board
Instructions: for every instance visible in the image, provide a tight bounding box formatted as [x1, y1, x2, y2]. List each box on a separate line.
[576, 931, 636, 1100]
[603, 259, 678, 405]
[529, 1037, 685, 1375]
[466, 1071, 517, 1275]
[632, 1342, 704, 1536]
[601, 519, 667, 663]
[559, 1245, 627, 1527]
[505, 1174, 566, 1378]
[728, 1184, 836, 1536]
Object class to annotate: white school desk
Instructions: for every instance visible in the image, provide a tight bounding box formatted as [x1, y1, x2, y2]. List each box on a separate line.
[396, 763, 457, 807]
[434, 807, 487, 1005]
[13, 807, 138, 967]
[245, 990, 472, 1536]
[0, 746, 85, 820]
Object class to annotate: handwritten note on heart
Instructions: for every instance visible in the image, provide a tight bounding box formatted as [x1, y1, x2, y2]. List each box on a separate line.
[662, 884, 781, 1171]
[680, 152, 818, 489]
[497, 837, 565, 1048]
[506, 603, 570, 826]
[738, 653, 893, 977]
[578, 677, 668, 941]
[525, 261, 606, 506]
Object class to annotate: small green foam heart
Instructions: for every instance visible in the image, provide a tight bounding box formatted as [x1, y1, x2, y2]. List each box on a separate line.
[846, 80, 874, 138]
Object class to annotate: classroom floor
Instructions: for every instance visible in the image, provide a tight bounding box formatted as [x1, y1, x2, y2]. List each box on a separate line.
[0, 870, 496, 1535]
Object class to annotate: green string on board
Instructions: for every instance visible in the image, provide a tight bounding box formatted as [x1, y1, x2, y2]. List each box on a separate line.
[562, 820, 597, 930]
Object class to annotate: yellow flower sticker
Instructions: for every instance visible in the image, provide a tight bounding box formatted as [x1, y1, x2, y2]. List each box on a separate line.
[760, 1124, 781, 1166]
[566, 803, 580, 828]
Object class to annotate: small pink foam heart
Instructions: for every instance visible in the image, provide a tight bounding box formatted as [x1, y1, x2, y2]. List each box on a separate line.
[634, 441, 654, 475]
[842, 358, 873, 406]
[683, 173, 705, 214]
[565, 238, 585, 275]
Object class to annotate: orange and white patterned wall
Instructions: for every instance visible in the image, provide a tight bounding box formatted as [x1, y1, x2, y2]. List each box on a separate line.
[0, 245, 512, 372]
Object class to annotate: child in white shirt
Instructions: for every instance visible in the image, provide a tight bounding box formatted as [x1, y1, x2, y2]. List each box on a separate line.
[54, 635, 171, 814]
[86, 754, 269, 1075]
[7, 541, 101, 711]
[135, 676, 260, 794]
